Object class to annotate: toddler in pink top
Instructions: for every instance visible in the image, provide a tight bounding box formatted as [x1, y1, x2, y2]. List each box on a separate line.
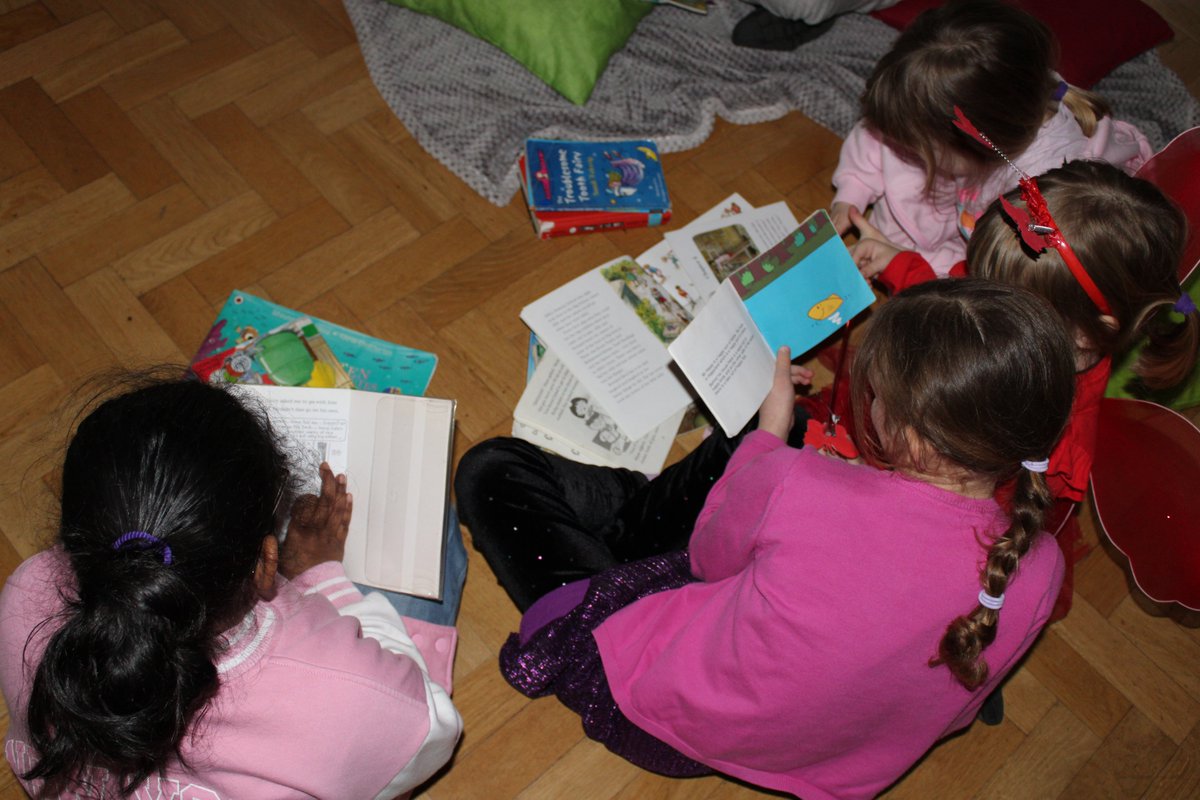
[832, 0, 1151, 276]
[485, 280, 1076, 798]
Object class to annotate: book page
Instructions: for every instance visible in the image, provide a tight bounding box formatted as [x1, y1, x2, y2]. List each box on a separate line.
[730, 210, 877, 357]
[663, 201, 800, 306]
[513, 350, 682, 472]
[233, 385, 453, 599]
[636, 192, 753, 315]
[668, 281, 775, 437]
[521, 258, 693, 440]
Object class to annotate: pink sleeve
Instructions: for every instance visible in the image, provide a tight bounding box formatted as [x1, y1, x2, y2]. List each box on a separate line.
[833, 122, 886, 212]
[1086, 117, 1155, 174]
[287, 562, 457, 691]
[689, 431, 790, 583]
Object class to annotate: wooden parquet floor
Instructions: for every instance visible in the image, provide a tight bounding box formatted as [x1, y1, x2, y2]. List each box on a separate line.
[0, 1, 1198, 798]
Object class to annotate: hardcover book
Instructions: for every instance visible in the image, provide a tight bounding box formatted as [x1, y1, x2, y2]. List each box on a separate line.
[523, 138, 670, 214]
[237, 385, 455, 599]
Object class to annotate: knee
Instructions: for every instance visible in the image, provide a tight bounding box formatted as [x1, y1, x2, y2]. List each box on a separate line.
[453, 437, 543, 522]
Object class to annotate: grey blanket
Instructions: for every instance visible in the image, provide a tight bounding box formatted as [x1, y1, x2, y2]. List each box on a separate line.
[343, 0, 1200, 207]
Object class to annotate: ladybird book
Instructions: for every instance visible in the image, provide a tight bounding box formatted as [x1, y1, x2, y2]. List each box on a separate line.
[668, 209, 876, 436]
[523, 138, 670, 214]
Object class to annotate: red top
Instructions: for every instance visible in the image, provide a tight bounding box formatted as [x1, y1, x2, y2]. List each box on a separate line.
[877, 251, 1108, 502]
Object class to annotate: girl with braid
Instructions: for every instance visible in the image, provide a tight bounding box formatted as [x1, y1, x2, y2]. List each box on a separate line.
[463, 279, 1075, 799]
[853, 159, 1197, 623]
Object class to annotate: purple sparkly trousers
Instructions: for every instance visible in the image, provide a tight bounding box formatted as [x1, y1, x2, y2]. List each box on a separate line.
[499, 551, 713, 777]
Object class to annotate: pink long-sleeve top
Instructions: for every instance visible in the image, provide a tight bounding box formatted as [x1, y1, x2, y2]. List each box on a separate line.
[0, 550, 462, 799]
[833, 103, 1153, 276]
[594, 431, 1064, 800]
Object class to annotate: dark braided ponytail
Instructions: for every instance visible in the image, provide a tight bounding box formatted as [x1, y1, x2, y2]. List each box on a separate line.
[24, 375, 295, 796]
[852, 279, 1076, 689]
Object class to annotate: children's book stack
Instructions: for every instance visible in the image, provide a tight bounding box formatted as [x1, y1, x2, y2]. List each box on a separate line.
[513, 195, 876, 471]
[519, 138, 672, 239]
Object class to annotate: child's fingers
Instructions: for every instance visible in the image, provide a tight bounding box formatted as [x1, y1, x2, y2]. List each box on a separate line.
[847, 206, 881, 240]
[831, 202, 856, 235]
[791, 365, 815, 386]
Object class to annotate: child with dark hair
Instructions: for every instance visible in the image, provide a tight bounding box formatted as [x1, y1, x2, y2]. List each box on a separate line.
[851, 158, 1198, 621]
[832, 0, 1152, 275]
[0, 378, 462, 798]
[461, 279, 1075, 798]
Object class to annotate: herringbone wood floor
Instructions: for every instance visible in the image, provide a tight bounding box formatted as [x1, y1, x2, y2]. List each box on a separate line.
[1, 1, 1198, 798]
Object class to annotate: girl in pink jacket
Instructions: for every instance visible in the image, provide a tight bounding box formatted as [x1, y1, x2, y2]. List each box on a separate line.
[832, 0, 1152, 277]
[0, 378, 461, 798]
[471, 280, 1076, 798]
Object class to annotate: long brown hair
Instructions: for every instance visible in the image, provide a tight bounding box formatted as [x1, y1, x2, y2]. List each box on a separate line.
[862, 0, 1108, 192]
[852, 279, 1076, 689]
[969, 160, 1197, 388]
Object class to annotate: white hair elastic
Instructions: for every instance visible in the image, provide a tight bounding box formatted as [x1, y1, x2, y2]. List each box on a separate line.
[978, 590, 1005, 611]
[1021, 458, 1049, 473]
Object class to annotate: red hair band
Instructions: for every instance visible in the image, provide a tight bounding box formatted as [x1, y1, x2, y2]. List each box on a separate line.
[952, 106, 1113, 316]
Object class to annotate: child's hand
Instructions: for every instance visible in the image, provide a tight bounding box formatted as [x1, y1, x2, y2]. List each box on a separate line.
[758, 347, 807, 441]
[279, 462, 353, 579]
[831, 202, 858, 236]
[848, 207, 904, 280]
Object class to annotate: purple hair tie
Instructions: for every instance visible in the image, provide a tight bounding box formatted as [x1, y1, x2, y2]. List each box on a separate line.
[1175, 293, 1197, 315]
[1052, 80, 1069, 102]
[112, 531, 173, 566]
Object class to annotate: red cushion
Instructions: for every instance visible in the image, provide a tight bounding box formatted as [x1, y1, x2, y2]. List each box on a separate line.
[871, 0, 1173, 89]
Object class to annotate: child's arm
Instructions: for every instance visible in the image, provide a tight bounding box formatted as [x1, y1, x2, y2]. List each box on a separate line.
[832, 122, 887, 234]
[689, 349, 801, 582]
[850, 208, 967, 291]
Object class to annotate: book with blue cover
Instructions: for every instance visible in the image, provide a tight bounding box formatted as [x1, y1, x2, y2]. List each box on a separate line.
[191, 291, 438, 396]
[668, 209, 876, 436]
[523, 138, 671, 215]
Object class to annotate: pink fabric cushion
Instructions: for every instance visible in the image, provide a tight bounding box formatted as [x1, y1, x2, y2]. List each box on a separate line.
[870, 0, 1173, 89]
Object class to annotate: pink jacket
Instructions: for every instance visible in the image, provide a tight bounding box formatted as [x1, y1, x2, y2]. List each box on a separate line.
[594, 431, 1064, 800]
[833, 103, 1153, 275]
[0, 551, 462, 799]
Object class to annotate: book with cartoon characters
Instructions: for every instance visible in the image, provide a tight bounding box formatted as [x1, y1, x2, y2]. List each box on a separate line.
[191, 291, 438, 396]
[513, 348, 685, 472]
[522, 138, 671, 215]
[668, 209, 876, 436]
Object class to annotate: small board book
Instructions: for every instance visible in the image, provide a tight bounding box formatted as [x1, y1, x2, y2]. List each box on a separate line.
[237, 385, 455, 599]
[522, 137, 670, 214]
[668, 209, 876, 436]
[192, 291, 438, 396]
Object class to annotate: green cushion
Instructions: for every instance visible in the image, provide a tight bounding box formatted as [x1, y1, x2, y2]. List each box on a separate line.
[387, 0, 653, 105]
[1106, 269, 1200, 409]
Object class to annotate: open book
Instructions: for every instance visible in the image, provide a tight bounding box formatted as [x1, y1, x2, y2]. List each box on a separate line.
[237, 385, 456, 599]
[513, 348, 685, 471]
[668, 210, 876, 436]
[519, 195, 789, 440]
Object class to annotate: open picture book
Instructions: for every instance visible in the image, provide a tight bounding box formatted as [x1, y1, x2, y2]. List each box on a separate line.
[520, 200, 872, 444]
[669, 209, 876, 435]
[237, 385, 456, 600]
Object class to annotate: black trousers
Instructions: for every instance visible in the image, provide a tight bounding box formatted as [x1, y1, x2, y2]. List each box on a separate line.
[454, 429, 743, 611]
